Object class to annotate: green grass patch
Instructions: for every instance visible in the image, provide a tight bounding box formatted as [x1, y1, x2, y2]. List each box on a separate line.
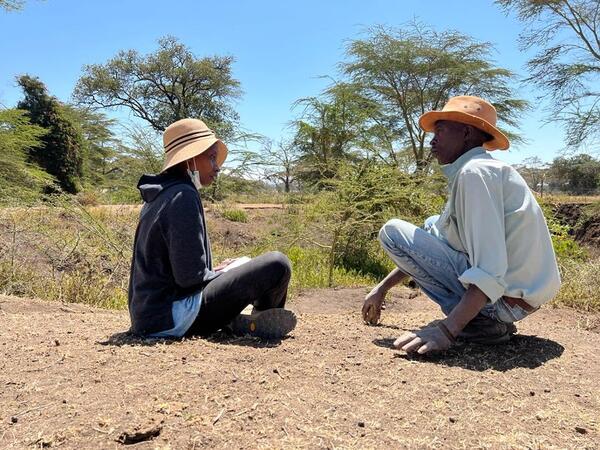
[221, 208, 248, 223]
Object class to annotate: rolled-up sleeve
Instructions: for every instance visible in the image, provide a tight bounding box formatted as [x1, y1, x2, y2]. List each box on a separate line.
[454, 169, 507, 302]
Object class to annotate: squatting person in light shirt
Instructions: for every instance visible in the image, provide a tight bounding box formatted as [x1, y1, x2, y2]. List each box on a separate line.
[128, 118, 296, 339]
[362, 96, 561, 354]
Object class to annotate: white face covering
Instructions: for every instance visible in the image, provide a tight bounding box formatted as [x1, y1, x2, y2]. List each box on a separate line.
[186, 159, 202, 190]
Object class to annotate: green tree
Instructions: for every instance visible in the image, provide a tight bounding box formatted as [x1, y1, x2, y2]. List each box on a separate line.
[497, 0, 600, 148]
[304, 161, 445, 286]
[74, 36, 242, 139]
[292, 82, 381, 186]
[63, 107, 120, 185]
[17, 75, 84, 194]
[343, 22, 527, 171]
[549, 153, 600, 194]
[0, 108, 52, 203]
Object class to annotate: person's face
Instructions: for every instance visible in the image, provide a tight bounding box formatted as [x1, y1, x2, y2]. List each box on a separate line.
[430, 121, 468, 165]
[188, 145, 220, 186]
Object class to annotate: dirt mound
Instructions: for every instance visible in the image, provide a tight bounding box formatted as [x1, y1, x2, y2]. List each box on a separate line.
[554, 202, 600, 248]
[1, 290, 599, 449]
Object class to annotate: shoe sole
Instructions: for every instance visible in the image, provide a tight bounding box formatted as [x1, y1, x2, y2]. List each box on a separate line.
[230, 308, 297, 339]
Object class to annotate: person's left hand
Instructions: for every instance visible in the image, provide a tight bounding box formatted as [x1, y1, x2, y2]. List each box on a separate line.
[393, 324, 454, 354]
[214, 258, 236, 272]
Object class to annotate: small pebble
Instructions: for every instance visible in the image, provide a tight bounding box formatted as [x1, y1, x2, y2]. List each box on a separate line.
[10, 416, 18, 424]
[529, 391, 535, 396]
[53, 339, 60, 346]
[575, 426, 587, 434]
[449, 417, 456, 423]
[358, 421, 365, 428]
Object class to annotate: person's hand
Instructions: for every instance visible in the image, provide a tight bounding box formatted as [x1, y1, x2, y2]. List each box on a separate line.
[393, 323, 454, 354]
[214, 258, 236, 272]
[362, 287, 386, 325]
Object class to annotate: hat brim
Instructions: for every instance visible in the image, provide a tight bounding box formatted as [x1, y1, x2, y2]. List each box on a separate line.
[161, 137, 228, 173]
[419, 111, 510, 151]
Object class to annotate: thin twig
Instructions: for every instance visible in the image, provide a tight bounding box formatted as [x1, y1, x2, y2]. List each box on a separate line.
[212, 407, 226, 425]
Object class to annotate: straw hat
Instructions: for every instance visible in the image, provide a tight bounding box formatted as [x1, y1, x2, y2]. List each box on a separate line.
[419, 96, 510, 150]
[161, 118, 228, 172]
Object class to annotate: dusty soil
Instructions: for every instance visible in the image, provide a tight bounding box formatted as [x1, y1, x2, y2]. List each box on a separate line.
[1, 288, 599, 449]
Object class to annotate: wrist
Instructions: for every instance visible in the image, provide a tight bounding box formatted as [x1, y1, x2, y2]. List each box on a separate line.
[440, 319, 461, 339]
[437, 321, 457, 343]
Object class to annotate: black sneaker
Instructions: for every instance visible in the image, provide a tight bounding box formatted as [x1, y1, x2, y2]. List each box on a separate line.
[229, 308, 297, 339]
[458, 314, 517, 345]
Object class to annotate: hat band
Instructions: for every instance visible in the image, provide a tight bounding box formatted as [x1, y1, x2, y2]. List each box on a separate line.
[164, 129, 214, 153]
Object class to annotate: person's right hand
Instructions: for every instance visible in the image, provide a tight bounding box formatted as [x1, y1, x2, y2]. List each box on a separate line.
[362, 287, 386, 325]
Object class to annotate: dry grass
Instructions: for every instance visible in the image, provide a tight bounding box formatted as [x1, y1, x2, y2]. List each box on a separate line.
[0, 201, 377, 309]
[553, 255, 600, 312]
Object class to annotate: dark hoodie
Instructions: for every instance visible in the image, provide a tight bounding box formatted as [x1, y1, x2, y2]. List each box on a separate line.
[128, 172, 220, 335]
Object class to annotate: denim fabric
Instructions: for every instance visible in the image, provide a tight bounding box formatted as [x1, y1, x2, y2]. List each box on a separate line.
[379, 217, 530, 323]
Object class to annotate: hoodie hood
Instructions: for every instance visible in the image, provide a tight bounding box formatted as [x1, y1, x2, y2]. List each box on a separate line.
[137, 172, 194, 203]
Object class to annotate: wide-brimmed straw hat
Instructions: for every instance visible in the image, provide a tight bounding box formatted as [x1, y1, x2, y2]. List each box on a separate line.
[161, 118, 228, 172]
[419, 96, 510, 150]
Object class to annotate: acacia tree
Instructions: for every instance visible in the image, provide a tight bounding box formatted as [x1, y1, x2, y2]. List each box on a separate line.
[497, 0, 600, 148]
[74, 36, 242, 140]
[343, 22, 527, 171]
[0, 109, 51, 202]
[63, 107, 121, 185]
[17, 75, 84, 194]
[292, 82, 381, 186]
[258, 139, 301, 192]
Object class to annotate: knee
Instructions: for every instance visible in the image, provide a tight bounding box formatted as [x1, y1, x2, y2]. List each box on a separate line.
[264, 251, 292, 281]
[379, 219, 410, 249]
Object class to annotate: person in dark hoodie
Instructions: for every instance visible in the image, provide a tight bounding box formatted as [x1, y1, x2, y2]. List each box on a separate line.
[128, 118, 297, 339]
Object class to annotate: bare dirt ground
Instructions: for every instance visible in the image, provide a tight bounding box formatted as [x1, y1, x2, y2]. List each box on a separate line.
[1, 288, 599, 449]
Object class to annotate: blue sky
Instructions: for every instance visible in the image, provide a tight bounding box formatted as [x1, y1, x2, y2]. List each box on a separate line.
[0, 0, 566, 165]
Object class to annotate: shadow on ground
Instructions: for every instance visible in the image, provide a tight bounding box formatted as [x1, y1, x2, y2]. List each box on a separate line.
[98, 330, 286, 348]
[373, 334, 564, 372]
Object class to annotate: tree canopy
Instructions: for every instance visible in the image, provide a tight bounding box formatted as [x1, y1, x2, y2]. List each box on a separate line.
[497, 0, 600, 149]
[0, 108, 51, 203]
[0, 0, 24, 11]
[74, 36, 242, 140]
[343, 23, 528, 170]
[17, 75, 84, 194]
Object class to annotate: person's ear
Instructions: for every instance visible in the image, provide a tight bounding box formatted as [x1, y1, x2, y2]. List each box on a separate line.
[463, 125, 472, 140]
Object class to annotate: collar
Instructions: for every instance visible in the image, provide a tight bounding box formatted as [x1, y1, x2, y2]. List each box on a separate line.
[440, 147, 487, 184]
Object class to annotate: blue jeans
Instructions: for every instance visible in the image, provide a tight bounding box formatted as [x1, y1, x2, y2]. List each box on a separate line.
[378, 217, 530, 324]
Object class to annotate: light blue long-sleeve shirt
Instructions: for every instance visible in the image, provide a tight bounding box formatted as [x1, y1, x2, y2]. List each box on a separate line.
[435, 147, 561, 307]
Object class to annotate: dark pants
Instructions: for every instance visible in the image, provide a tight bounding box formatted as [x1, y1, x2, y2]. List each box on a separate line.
[185, 251, 292, 336]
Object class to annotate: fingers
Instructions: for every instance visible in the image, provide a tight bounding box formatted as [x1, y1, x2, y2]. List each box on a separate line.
[417, 342, 436, 354]
[373, 307, 381, 325]
[393, 332, 416, 349]
[361, 302, 370, 322]
[362, 301, 381, 325]
[393, 332, 440, 354]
